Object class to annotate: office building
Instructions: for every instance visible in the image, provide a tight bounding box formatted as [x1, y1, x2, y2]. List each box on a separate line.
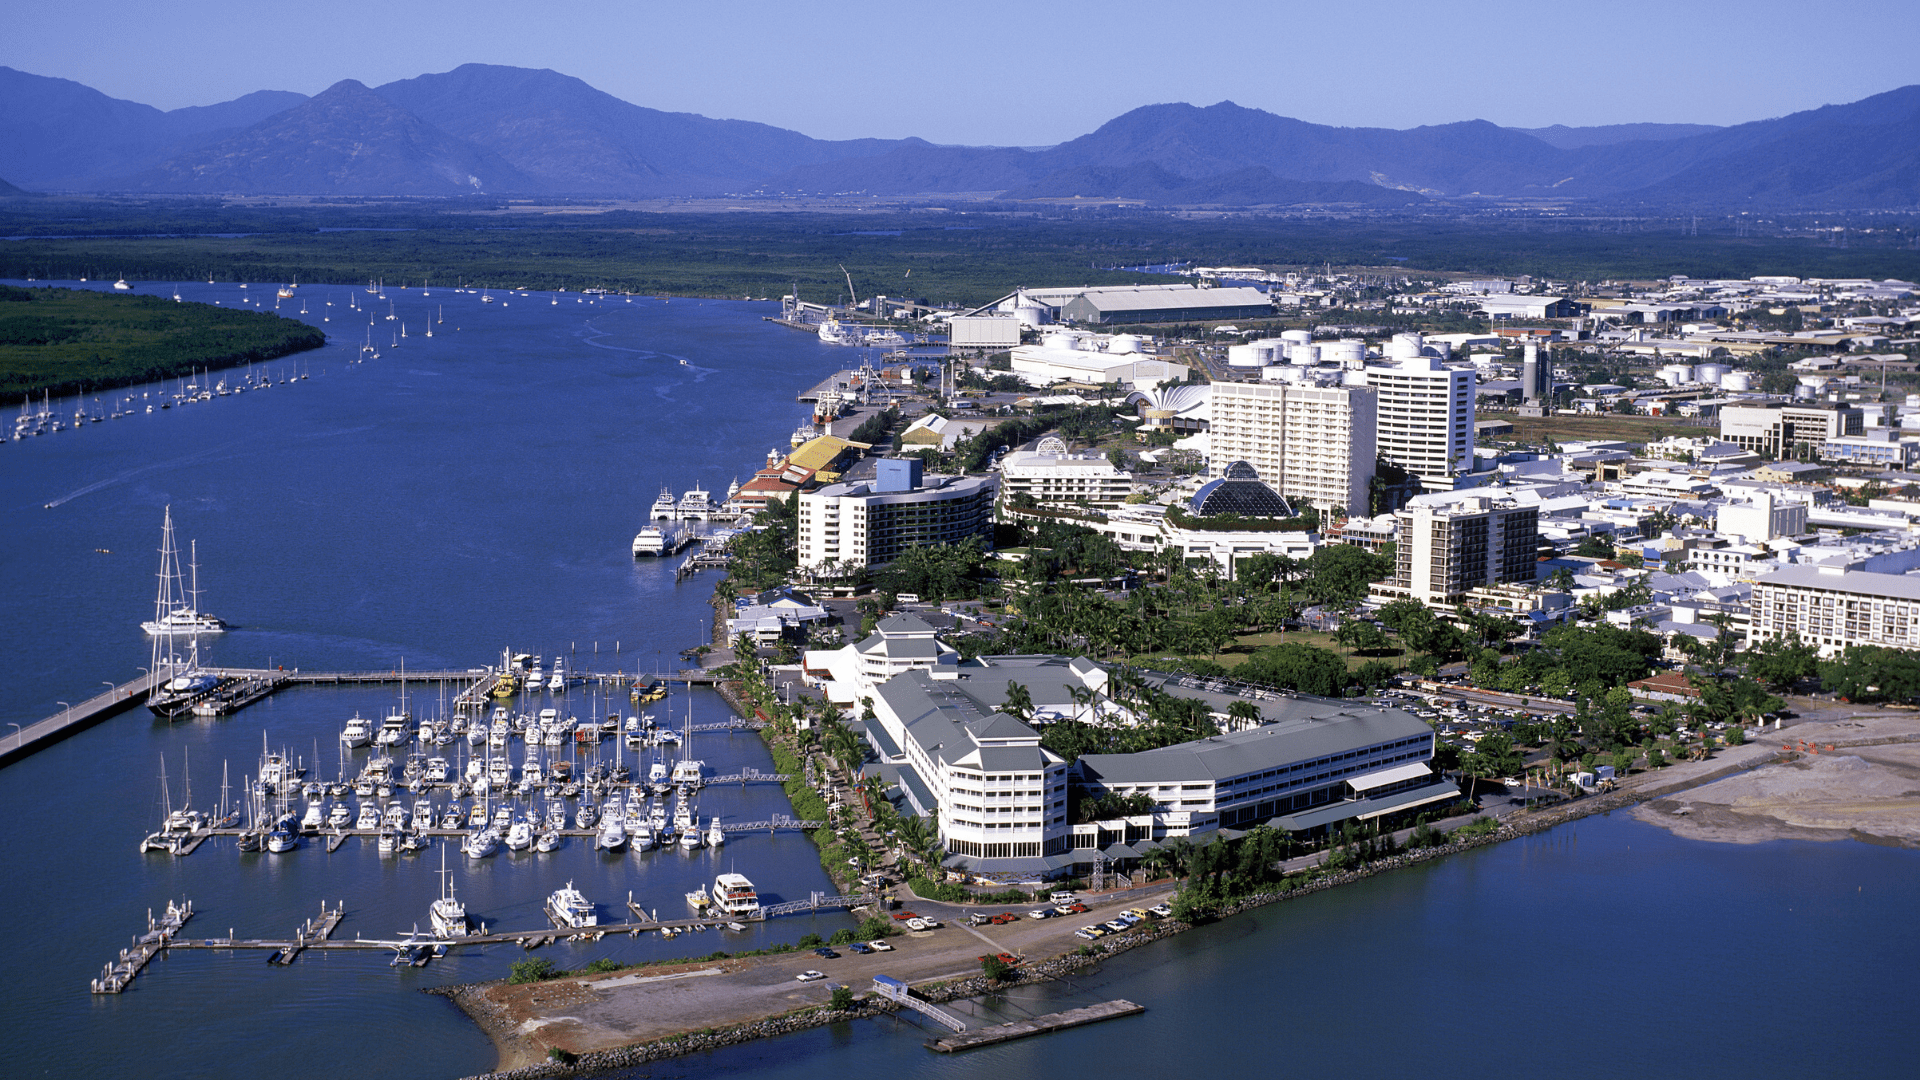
[1719, 401, 1864, 457]
[997, 449, 1133, 511]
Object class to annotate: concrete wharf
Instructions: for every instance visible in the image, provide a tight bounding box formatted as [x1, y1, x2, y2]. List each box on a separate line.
[5, 671, 161, 767]
[925, 999, 1146, 1052]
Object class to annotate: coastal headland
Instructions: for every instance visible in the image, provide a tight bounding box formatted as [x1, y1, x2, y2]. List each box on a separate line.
[439, 710, 1920, 1077]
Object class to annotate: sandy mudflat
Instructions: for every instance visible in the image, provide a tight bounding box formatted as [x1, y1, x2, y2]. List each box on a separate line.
[1635, 712, 1920, 847]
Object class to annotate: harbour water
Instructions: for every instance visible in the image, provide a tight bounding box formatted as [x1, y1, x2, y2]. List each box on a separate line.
[3, 280, 1917, 1079]
[0, 281, 867, 1078]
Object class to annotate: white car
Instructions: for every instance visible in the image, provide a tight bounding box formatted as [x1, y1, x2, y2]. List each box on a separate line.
[796, 969, 826, 982]
[867, 939, 893, 952]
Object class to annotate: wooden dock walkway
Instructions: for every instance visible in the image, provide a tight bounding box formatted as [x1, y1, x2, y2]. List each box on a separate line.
[925, 999, 1146, 1052]
[269, 902, 344, 965]
[5, 671, 161, 769]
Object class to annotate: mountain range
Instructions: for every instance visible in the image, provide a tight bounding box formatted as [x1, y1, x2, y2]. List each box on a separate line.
[2, 64, 1915, 209]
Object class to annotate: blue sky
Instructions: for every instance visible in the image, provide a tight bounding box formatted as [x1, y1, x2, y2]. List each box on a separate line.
[8, 0, 1917, 145]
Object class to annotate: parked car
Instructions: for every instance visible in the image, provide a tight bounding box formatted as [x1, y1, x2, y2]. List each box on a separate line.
[1028, 908, 1055, 919]
[848, 942, 873, 955]
[813, 947, 840, 959]
[796, 970, 826, 982]
[1149, 902, 1173, 918]
[867, 939, 893, 952]
[1078, 925, 1106, 938]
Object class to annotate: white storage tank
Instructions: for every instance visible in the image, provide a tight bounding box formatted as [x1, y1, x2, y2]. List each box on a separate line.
[1695, 362, 1731, 385]
[1043, 332, 1079, 351]
[1108, 334, 1142, 355]
[1280, 329, 1313, 349]
[1261, 364, 1303, 383]
[1227, 342, 1275, 367]
[1657, 364, 1695, 386]
[1720, 371, 1754, 392]
[1015, 304, 1050, 327]
[1388, 332, 1425, 361]
[1289, 344, 1320, 366]
[1324, 340, 1366, 365]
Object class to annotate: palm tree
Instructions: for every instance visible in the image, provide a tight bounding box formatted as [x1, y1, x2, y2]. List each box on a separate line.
[1001, 680, 1035, 723]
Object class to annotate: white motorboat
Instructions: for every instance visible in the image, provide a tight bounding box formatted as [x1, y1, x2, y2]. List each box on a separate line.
[535, 830, 560, 853]
[463, 828, 499, 859]
[547, 660, 565, 692]
[265, 823, 298, 853]
[545, 882, 597, 929]
[648, 761, 669, 786]
[504, 818, 533, 851]
[378, 826, 401, 856]
[678, 825, 702, 850]
[326, 802, 352, 829]
[355, 802, 381, 830]
[575, 802, 598, 830]
[424, 757, 450, 783]
[595, 813, 626, 851]
[712, 873, 759, 917]
[706, 817, 726, 847]
[630, 820, 656, 851]
[671, 759, 705, 785]
[375, 713, 412, 747]
[340, 714, 373, 748]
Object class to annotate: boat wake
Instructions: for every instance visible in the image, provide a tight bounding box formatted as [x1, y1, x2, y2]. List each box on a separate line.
[40, 441, 247, 509]
[40, 425, 378, 509]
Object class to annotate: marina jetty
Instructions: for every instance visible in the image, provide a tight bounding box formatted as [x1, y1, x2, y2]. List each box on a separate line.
[2, 663, 734, 768]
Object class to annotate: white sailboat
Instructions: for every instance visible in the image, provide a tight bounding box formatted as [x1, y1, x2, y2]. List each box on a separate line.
[141, 509, 227, 636]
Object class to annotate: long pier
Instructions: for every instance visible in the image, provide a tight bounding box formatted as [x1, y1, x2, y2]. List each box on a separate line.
[8, 664, 740, 769]
[4, 671, 161, 767]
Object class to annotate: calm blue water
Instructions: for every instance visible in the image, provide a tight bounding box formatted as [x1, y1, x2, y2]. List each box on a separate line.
[0, 280, 862, 1079]
[658, 813, 1920, 1080]
[3, 281, 1916, 1080]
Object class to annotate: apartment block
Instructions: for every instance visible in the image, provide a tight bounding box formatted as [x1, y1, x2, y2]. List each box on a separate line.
[1375, 491, 1540, 607]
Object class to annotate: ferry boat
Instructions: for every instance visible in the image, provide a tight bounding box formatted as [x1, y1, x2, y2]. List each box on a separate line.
[546, 883, 598, 929]
[650, 487, 679, 520]
[676, 486, 720, 520]
[712, 873, 759, 917]
[631, 523, 689, 557]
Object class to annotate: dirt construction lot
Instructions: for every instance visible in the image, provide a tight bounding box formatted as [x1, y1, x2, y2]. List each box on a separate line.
[466, 883, 1179, 1068]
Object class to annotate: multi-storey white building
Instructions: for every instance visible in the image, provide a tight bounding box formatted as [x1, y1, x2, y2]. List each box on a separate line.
[1720, 401, 1864, 457]
[1366, 341, 1475, 484]
[1751, 564, 1920, 656]
[1373, 491, 1540, 607]
[1206, 381, 1377, 516]
[996, 450, 1133, 511]
[795, 458, 997, 570]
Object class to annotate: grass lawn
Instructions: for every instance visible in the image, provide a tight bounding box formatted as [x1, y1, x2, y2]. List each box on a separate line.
[1136, 629, 1410, 673]
[1499, 412, 1708, 446]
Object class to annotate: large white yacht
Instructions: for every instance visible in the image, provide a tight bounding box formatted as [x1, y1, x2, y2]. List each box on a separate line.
[712, 873, 759, 917]
[631, 523, 689, 557]
[546, 882, 598, 929]
[430, 858, 470, 938]
[340, 714, 373, 749]
[676, 487, 720, 520]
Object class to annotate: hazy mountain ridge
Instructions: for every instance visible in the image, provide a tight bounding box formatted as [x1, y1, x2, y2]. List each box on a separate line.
[126, 80, 533, 195]
[1, 64, 1914, 208]
[0, 67, 307, 188]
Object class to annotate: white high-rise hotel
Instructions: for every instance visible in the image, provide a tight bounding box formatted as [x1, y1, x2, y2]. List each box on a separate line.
[1366, 334, 1475, 484]
[1207, 382, 1377, 516]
